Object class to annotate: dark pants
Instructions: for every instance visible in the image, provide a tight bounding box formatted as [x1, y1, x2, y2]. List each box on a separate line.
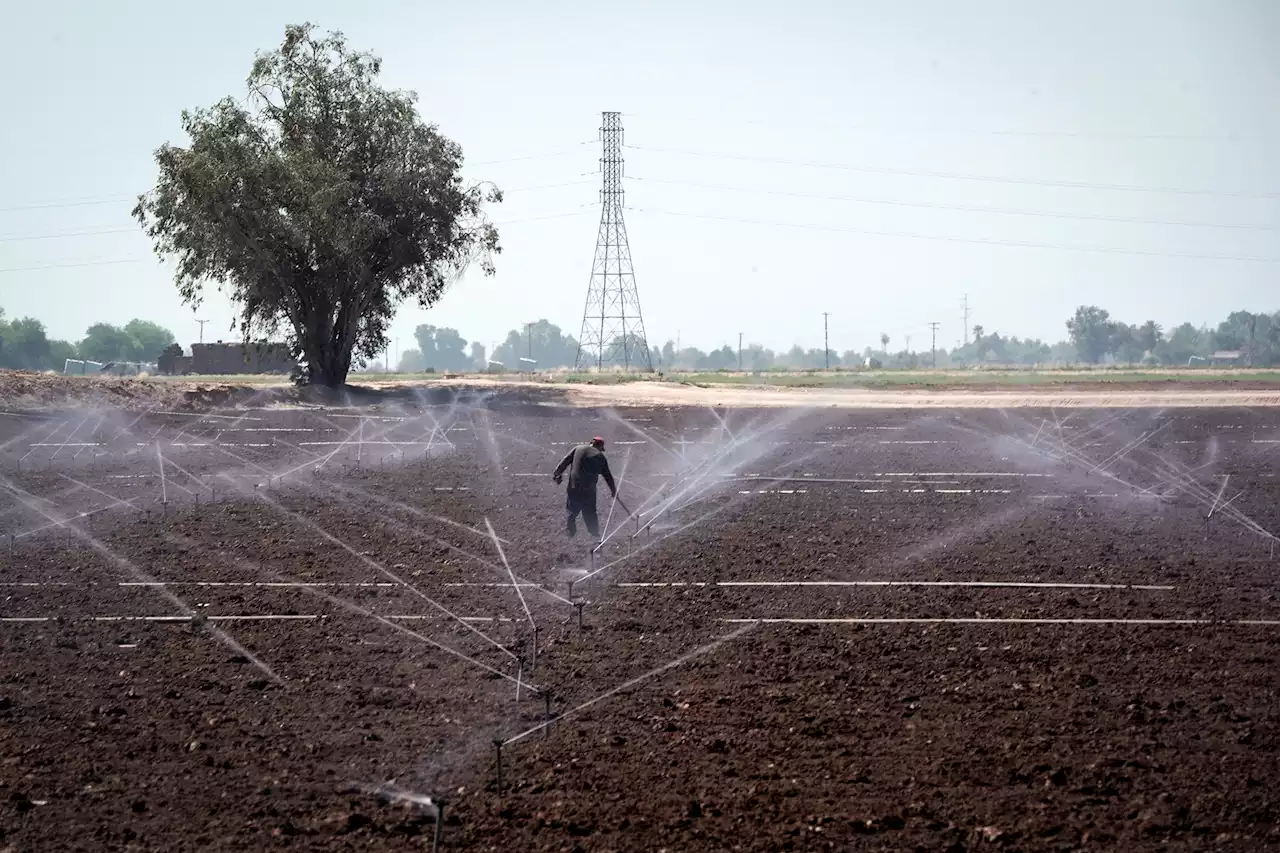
[566, 487, 599, 538]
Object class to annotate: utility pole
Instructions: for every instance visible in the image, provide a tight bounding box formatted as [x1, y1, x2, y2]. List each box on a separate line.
[1248, 313, 1258, 367]
[904, 334, 912, 354]
[928, 321, 941, 368]
[961, 295, 970, 346]
[526, 322, 534, 361]
[822, 312, 830, 369]
[195, 318, 208, 344]
[738, 333, 743, 370]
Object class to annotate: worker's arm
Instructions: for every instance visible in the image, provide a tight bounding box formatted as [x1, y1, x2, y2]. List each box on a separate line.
[552, 449, 574, 483]
[600, 456, 618, 497]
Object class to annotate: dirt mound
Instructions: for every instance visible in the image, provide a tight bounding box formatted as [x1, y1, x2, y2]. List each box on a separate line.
[0, 370, 250, 412]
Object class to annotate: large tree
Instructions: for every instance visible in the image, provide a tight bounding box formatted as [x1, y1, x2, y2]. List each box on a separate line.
[123, 320, 176, 361]
[413, 324, 470, 371]
[78, 323, 137, 363]
[134, 23, 500, 387]
[1136, 320, 1163, 355]
[1066, 305, 1115, 363]
[0, 312, 59, 371]
[493, 320, 579, 368]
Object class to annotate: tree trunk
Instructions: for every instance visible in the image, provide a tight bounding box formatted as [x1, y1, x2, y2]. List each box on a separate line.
[305, 335, 350, 388]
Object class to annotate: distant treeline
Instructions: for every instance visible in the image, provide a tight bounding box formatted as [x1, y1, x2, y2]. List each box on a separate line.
[6, 304, 1275, 376]
[0, 308, 176, 372]
[389, 306, 1280, 373]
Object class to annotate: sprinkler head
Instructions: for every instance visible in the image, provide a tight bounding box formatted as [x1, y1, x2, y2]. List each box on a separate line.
[492, 739, 504, 798]
[431, 796, 448, 853]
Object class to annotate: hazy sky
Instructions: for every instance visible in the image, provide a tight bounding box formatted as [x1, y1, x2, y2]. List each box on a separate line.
[2, 0, 1277, 358]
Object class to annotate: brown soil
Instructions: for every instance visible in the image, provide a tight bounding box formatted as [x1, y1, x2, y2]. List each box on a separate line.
[0, 401, 1278, 851]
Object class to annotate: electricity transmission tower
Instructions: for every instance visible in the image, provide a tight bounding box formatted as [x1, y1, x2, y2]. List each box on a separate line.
[575, 112, 653, 371]
[961, 294, 971, 346]
[929, 321, 941, 367]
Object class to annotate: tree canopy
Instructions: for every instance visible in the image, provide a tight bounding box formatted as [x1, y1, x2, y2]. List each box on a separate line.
[0, 309, 77, 372]
[134, 23, 500, 387]
[413, 324, 470, 372]
[76, 320, 175, 364]
[492, 320, 580, 368]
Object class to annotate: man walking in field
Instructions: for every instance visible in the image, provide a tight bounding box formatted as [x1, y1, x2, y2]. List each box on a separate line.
[552, 436, 618, 539]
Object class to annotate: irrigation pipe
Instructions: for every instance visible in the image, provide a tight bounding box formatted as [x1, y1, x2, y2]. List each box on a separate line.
[502, 622, 756, 746]
[243, 483, 518, 662]
[0, 476, 283, 685]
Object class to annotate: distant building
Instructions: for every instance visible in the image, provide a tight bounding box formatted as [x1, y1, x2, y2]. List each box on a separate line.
[189, 342, 295, 375]
[157, 343, 192, 376]
[1211, 350, 1243, 365]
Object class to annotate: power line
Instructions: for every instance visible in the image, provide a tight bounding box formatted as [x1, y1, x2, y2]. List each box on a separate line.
[624, 206, 1280, 263]
[626, 176, 1273, 231]
[624, 144, 1280, 199]
[0, 258, 148, 273]
[493, 209, 596, 225]
[0, 179, 592, 222]
[504, 180, 597, 193]
[0, 228, 138, 243]
[621, 113, 1268, 143]
[0, 196, 135, 214]
[0, 211, 595, 274]
[469, 143, 596, 167]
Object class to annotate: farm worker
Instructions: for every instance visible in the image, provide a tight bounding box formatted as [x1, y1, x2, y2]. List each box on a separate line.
[552, 436, 618, 539]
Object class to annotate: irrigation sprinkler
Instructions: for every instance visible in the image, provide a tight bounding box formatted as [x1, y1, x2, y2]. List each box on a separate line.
[566, 580, 574, 599]
[431, 796, 447, 853]
[543, 691, 554, 739]
[530, 627, 540, 674]
[492, 739, 504, 799]
[573, 601, 585, 630]
[515, 656, 526, 702]
[8, 534, 13, 559]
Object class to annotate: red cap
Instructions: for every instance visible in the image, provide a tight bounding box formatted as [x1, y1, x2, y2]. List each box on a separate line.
[591, 436, 605, 447]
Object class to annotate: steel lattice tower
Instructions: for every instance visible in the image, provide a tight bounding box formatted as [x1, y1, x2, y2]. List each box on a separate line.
[575, 112, 653, 371]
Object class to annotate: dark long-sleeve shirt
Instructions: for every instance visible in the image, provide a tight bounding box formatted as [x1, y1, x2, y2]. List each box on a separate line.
[554, 444, 616, 495]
